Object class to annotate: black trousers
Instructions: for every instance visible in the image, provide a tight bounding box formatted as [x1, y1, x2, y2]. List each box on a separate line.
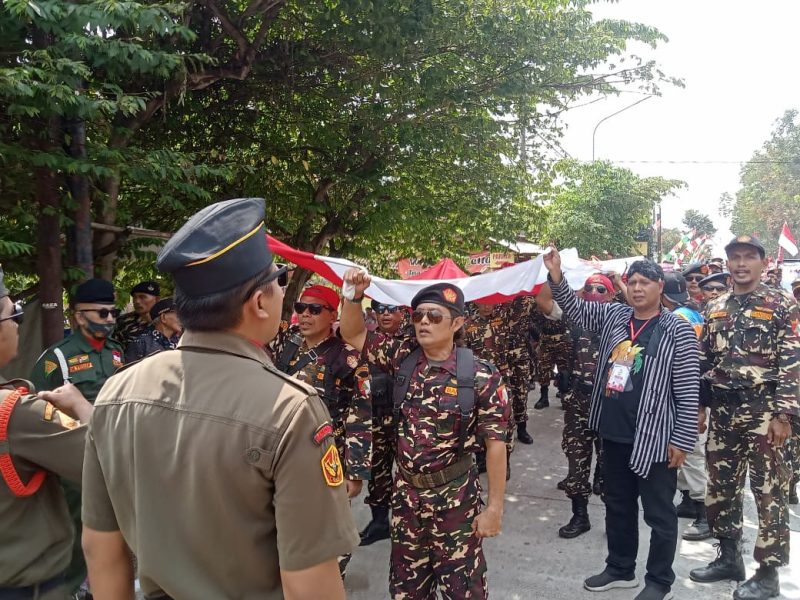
[602, 439, 678, 590]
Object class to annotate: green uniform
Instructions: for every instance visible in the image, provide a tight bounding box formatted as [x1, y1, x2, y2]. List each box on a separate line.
[0, 379, 87, 599]
[113, 311, 150, 351]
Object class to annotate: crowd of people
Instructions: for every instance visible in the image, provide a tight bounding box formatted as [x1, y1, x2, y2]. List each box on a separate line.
[0, 197, 798, 600]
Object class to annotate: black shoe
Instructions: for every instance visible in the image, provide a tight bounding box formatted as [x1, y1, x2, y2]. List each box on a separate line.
[534, 386, 549, 409]
[733, 565, 780, 600]
[634, 585, 673, 600]
[592, 480, 603, 497]
[790, 481, 798, 505]
[559, 496, 591, 539]
[675, 490, 694, 518]
[557, 477, 567, 491]
[689, 538, 746, 583]
[516, 421, 533, 445]
[682, 501, 711, 541]
[583, 569, 638, 592]
[359, 506, 391, 546]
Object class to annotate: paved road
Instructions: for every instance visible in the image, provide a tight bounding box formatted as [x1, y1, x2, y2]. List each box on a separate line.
[345, 390, 800, 599]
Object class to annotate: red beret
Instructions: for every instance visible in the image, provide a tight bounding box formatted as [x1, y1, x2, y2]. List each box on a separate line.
[300, 285, 340, 311]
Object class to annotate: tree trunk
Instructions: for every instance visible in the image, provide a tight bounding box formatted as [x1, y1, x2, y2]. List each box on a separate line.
[96, 175, 120, 280]
[64, 114, 93, 280]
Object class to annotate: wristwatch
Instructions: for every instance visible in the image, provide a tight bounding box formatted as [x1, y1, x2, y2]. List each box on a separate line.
[347, 295, 364, 303]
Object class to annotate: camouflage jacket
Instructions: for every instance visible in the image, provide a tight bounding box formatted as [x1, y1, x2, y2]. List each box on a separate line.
[363, 331, 510, 476]
[530, 306, 569, 342]
[113, 312, 150, 350]
[463, 308, 515, 375]
[505, 296, 536, 354]
[567, 324, 601, 389]
[271, 324, 372, 479]
[700, 284, 800, 416]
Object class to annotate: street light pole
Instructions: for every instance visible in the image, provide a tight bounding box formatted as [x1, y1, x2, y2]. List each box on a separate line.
[592, 95, 654, 161]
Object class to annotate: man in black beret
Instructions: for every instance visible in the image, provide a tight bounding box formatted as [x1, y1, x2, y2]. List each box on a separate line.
[682, 262, 710, 305]
[29, 278, 124, 596]
[81, 198, 357, 600]
[699, 272, 730, 309]
[123, 298, 183, 362]
[113, 280, 160, 350]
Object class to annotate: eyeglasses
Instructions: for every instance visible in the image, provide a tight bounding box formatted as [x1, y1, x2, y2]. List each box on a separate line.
[702, 285, 727, 292]
[0, 302, 24, 325]
[411, 308, 451, 324]
[684, 275, 704, 283]
[79, 308, 121, 319]
[294, 302, 333, 315]
[584, 285, 608, 294]
[374, 304, 400, 314]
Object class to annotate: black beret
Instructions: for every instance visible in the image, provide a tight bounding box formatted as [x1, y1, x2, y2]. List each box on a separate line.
[411, 283, 465, 315]
[149, 298, 176, 320]
[371, 299, 400, 310]
[699, 272, 730, 288]
[724, 235, 766, 258]
[131, 281, 160, 296]
[681, 262, 710, 278]
[73, 279, 115, 304]
[156, 198, 272, 297]
[0, 265, 7, 299]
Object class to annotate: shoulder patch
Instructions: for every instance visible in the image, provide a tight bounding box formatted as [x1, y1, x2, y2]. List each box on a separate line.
[313, 422, 334, 445]
[44, 360, 58, 375]
[321, 444, 344, 487]
[42, 402, 80, 430]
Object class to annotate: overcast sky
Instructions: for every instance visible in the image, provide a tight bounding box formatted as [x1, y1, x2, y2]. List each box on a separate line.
[558, 0, 800, 253]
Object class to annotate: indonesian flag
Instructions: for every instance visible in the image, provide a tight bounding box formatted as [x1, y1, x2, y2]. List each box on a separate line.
[778, 222, 798, 256]
[267, 235, 642, 305]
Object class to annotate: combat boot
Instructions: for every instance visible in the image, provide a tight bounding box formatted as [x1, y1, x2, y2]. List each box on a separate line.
[558, 496, 591, 538]
[506, 450, 511, 481]
[790, 479, 798, 505]
[675, 490, 694, 518]
[359, 505, 391, 546]
[534, 386, 549, 409]
[689, 538, 746, 583]
[557, 477, 567, 491]
[733, 565, 780, 600]
[682, 501, 711, 541]
[516, 421, 533, 445]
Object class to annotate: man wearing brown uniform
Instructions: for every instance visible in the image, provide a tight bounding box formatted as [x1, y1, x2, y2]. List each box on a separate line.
[80, 198, 358, 600]
[0, 266, 94, 600]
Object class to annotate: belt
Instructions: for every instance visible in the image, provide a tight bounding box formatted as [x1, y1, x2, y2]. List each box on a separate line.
[397, 453, 474, 489]
[0, 574, 64, 600]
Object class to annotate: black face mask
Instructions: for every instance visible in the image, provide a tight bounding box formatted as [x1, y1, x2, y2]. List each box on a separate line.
[84, 319, 115, 338]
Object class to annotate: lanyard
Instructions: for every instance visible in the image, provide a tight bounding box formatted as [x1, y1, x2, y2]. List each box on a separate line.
[629, 317, 655, 344]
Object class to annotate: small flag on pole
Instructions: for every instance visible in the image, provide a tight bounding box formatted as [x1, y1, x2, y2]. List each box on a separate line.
[778, 222, 798, 257]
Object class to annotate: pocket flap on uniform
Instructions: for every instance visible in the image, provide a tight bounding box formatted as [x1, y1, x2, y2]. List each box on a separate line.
[243, 446, 273, 470]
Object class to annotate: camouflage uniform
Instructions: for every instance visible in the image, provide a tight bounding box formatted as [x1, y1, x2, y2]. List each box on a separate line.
[530, 308, 572, 391]
[562, 324, 603, 499]
[364, 331, 510, 600]
[113, 311, 150, 350]
[505, 297, 535, 423]
[700, 284, 800, 566]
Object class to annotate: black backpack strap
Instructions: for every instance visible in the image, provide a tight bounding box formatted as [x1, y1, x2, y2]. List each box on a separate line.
[455, 347, 476, 456]
[392, 347, 423, 421]
[276, 333, 303, 373]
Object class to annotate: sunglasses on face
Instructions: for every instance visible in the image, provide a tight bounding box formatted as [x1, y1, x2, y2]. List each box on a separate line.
[294, 302, 333, 315]
[79, 308, 121, 319]
[584, 285, 608, 294]
[374, 304, 400, 314]
[0, 302, 24, 325]
[411, 308, 451, 324]
[684, 275, 704, 283]
[702, 285, 727, 292]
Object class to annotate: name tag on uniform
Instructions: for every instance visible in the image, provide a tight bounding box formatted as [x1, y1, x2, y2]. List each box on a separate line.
[68, 362, 93, 374]
[751, 310, 773, 321]
[444, 386, 457, 396]
[709, 311, 728, 320]
[606, 363, 630, 393]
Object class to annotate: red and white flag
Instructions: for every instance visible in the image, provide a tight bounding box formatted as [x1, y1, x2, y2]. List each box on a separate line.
[778, 222, 798, 257]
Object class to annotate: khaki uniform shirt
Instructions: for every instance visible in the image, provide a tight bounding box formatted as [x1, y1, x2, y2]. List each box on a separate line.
[30, 333, 123, 402]
[81, 330, 359, 599]
[0, 381, 86, 587]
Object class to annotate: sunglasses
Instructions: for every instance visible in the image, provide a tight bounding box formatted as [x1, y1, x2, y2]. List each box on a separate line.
[79, 308, 121, 319]
[684, 275, 705, 283]
[411, 308, 451, 324]
[702, 285, 727, 292]
[242, 264, 289, 301]
[374, 304, 400, 314]
[0, 302, 24, 325]
[294, 302, 333, 315]
[584, 285, 608, 294]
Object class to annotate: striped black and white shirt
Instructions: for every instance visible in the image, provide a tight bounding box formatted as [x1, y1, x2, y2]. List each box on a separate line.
[550, 276, 699, 477]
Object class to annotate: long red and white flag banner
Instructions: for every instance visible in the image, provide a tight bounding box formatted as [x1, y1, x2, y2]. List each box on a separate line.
[268, 235, 642, 305]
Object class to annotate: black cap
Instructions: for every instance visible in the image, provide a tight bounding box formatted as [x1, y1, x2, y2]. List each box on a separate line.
[149, 298, 176, 320]
[662, 273, 689, 305]
[156, 198, 272, 297]
[73, 279, 115, 305]
[411, 283, 465, 315]
[681, 262, 709, 278]
[0, 265, 7, 299]
[724, 235, 766, 258]
[699, 272, 731, 288]
[131, 281, 160, 296]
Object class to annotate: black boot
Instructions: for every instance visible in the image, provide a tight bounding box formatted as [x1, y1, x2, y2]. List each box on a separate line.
[506, 450, 511, 481]
[733, 565, 780, 600]
[675, 490, 694, 518]
[689, 538, 746, 583]
[516, 421, 533, 445]
[682, 501, 711, 541]
[359, 505, 390, 546]
[558, 496, 591, 538]
[534, 386, 549, 409]
[790, 479, 798, 505]
[556, 477, 567, 491]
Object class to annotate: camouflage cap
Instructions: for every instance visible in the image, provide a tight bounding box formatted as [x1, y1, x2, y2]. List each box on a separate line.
[724, 234, 766, 258]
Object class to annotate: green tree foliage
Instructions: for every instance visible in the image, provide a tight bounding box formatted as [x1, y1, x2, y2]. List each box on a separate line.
[682, 209, 716, 236]
[540, 159, 683, 257]
[729, 110, 800, 252]
[660, 227, 682, 254]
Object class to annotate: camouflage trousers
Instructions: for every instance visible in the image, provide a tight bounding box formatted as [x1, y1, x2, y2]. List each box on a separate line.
[507, 355, 531, 424]
[706, 401, 791, 566]
[561, 387, 603, 499]
[390, 469, 487, 599]
[365, 413, 396, 509]
[537, 338, 571, 388]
